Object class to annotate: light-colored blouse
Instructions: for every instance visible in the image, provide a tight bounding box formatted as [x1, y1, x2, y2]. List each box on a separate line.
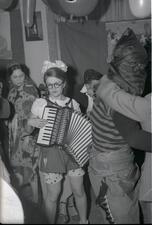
[31, 97, 80, 118]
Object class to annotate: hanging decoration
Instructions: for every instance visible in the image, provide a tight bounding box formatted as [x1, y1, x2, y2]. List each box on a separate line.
[42, 0, 99, 18]
[129, 0, 151, 18]
[58, 0, 99, 17]
[0, 0, 106, 24]
[23, 0, 36, 27]
[0, 0, 18, 11]
[106, 19, 151, 63]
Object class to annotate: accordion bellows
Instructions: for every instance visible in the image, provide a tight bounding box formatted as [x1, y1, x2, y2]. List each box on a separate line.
[108, 28, 148, 95]
[37, 106, 92, 167]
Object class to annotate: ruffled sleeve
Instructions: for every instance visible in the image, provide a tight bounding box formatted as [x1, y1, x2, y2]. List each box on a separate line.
[31, 98, 47, 118]
[72, 99, 81, 112]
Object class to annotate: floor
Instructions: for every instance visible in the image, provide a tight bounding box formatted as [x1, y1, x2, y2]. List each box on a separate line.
[19, 191, 103, 224]
[13, 173, 103, 224]
[7, 150, 145, 224]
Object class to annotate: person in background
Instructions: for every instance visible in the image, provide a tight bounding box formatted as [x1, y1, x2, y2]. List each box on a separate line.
[96, 74, 151, 223]
[7, 62, 40, 203]
[0, 157, 10, 183]
[38, 83, 47, 99]
[0, 76, 10, 171]
[74, 69, 103, 116]
[28, 60, 88, 224]
[0, 90, 24, 224]
[0, 81, 11, 183]
[70, 69, 103, 223]
[56, 69, 103, 224]
[88, 28, 148, 224]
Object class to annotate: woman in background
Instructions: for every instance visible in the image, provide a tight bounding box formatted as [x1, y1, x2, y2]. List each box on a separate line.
[0, 74, 10, 171]
[7, 62, 40, 203]
[0, 77, 11, 183]
[74, 69, 103, 116]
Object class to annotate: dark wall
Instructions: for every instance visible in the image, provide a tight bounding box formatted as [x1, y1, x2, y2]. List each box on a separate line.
[0, 9, 25, 68]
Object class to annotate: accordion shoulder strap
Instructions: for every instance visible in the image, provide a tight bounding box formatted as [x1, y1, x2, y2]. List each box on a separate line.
[46, 98, 61, 109]
[65, 98, 74, 109]
[45, 97, 74, 110]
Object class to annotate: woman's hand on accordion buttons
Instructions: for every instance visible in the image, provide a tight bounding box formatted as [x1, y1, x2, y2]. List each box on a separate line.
[28, 118, 48, 129]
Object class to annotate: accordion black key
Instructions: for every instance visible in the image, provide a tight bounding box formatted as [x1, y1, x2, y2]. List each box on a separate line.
[37, 106, 92, 167]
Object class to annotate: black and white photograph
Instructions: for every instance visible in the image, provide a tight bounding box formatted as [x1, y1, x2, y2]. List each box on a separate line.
[0, 0, 151, 224]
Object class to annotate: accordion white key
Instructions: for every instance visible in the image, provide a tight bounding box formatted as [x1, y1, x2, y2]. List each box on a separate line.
[37, 106, 92, 167]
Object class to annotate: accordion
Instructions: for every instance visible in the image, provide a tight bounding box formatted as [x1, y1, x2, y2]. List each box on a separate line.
[37, 106, 92, 167]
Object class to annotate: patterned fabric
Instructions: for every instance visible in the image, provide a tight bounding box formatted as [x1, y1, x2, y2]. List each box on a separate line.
[90, 99, 128, 154]
[40, 168, 84, 185]
[89, 148, 140, 224]
[8, 77, 40, 185]
[96, 180, 116, 224]
[108, 28, 148, 95]
[89, 97, 140, 223]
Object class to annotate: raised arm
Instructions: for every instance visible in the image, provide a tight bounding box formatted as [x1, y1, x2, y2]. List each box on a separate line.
[96, 75, 149, 122]
[112, 111, 151, 152]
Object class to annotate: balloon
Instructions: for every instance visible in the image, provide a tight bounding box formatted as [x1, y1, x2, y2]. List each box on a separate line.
[23, 0, 36, 27]
[58, 0, 99, 17]
[0, 0, 18, 11]
[129, 0, 151, 18]
[42, 0, 99, 17]
[42, 0, 67, 17]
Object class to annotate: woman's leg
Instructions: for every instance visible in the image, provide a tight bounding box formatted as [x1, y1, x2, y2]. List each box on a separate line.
[58, 175, 72, 223]
[39, 172, 62, 224]
[69, 175, 88, 224]
[45, 181, 61, 224]
[67, 195, 79, 219]
[30, 173, 39, 203]
[60, 175, 72, 201]
[39, 171, 47, 204]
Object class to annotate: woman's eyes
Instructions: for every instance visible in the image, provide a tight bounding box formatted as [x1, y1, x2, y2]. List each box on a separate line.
[13, 74, 24, 79]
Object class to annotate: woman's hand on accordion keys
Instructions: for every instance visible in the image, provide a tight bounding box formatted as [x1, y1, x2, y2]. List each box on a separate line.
[28, 118, 48, 129]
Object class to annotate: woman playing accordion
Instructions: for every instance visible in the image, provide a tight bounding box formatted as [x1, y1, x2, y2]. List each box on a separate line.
[28, 60, 90, 224]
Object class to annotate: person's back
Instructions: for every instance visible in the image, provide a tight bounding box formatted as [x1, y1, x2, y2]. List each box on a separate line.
[89, 28, 148, 224]
[90, 98, 129, 154]
[95, 29, 151, 223]
[97, 76, 152, 223]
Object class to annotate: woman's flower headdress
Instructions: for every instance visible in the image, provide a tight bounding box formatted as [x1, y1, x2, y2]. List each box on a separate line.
[41, 60, 68, 75]
[7, 61, 21, 71]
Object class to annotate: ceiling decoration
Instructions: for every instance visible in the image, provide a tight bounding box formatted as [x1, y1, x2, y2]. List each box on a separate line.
[0, 0, 18, 11]
[0, 0, 151, 27]
[129, 0, 151, 18]
[22, 0, 36, 27]
[57, 0, 99, 17]
[42, 0, 111, 23]
[42, 0, 101, 19]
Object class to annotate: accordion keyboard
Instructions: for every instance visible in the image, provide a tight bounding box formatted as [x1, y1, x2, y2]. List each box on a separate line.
[37, 107, 57, 146]
[37, 106, 92, 167]
[37, 106, 72, 146]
